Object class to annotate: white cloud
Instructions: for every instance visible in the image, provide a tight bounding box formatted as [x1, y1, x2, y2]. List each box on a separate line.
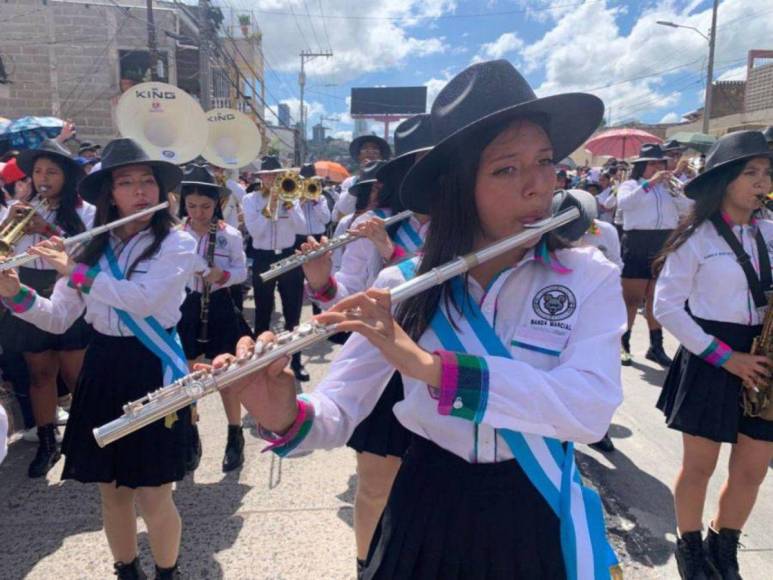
[717, 65, 747, 82]
[659, 111, 681, 123]
[517, 0, 770, 123]
[214, 1, 454, 82]
[473, 32, 524, 62]
[333, 130, 353, 141]
[425, 74, 452, 107]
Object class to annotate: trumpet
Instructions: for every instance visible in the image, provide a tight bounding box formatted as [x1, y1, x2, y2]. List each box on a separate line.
[0, 199, 48, 257]
[301, 177, 322, 203]
[261, 171, 302, 220]
[92, 206, 583, 447]
[666, 176, 686, 197]
[260, 210, 413, 283]
[0, 202, 170, 272]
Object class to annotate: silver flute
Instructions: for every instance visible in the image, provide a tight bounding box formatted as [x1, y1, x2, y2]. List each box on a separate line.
[93, 206, 582, 448]
[259, 210, 414, 283]
[0, 202, 170, 272]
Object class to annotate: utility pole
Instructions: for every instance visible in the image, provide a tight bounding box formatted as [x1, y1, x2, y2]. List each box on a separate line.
[146, 0, 160, 81]
[198, 0, 212, 109]
[298, 50, 332, 162]
[702, 0, 719, 135]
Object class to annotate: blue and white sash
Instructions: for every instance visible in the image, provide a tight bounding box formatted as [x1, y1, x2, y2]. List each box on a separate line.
[397, 261, 620, 579]
[102, 245, 188, 388]
[373, 208, 423, 255]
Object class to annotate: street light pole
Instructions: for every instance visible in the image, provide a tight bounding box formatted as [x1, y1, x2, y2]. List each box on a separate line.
[703, 0, 719, 135]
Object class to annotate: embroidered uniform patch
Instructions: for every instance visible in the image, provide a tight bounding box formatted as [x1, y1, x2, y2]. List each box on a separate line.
[532, 285, 577, 321]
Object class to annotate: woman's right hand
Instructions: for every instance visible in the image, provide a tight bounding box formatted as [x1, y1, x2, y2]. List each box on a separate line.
[722, 351, 771, 390]
[0, 265, 21, 298]
[300, 235, 332, 290]
[210, 333, 299, 434]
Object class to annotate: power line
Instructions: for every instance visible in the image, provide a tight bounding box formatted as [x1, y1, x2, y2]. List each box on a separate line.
[317, 0, 334, 52]
[302, 0, 324, 52]
[288, 2, 313, 53]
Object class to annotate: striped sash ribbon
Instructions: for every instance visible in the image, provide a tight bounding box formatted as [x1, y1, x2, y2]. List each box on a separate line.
[373, 208, 423, 255]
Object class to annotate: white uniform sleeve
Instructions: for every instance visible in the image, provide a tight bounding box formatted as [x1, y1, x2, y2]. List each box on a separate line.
[11, 277, 86, 334]
[214, 227, 247, 290]
[476, 267, 625, 443]
[226, 179, 246, 203]
[334, 191, 357, 220]
[313, 199, 331, 228]
[87, 234, 199, 318]
[0, 404, 7, 465]
[599, 221, 623, 270]
[673, 194, 695, 216]
[311, 236, 382, 308]
[616, 179, 649, 212]
[242, 193, 262, 241]
[288, 201, 307, 234]
[654, 237, 718, 357]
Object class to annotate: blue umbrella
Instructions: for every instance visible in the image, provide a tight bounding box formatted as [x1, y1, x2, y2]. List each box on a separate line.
[0, 116, 64, 150]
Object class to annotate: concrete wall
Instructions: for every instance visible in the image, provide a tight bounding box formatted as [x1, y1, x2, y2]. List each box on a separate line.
[665, 107, 773, 138]
[746, 62, 773, 113]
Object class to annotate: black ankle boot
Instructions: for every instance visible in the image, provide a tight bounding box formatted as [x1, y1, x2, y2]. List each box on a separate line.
[28, 423, 61, 478]
[154, 562, 180, 580]
[705, 527, 742, 580]
[676, 531, 717, 580]
[114, 557, 147, 579]
[646, 329, 673, 368]
[222, 425, 245, 472]
[291, 352, 310, 382]
[621, 330, 633, 366]
[185, 423, 202, 473]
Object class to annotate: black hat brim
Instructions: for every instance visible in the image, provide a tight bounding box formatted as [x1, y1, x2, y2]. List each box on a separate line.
[632, 156, 668, 164]
[16, 148, 82, 180]
[349, 135, 391, 162]
[400, 93, 604, 213]
[79, 160, 183, 204]
[348, 178, 378, 198]
[684, 149, 773, 198]
[180, 180, 229, 198]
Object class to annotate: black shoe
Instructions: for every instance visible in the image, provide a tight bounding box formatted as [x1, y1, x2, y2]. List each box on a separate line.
[28, 424, 61, 478]
[646, 344, 673, 368]
[154, 562, 180, 580]
[621, 330, 633, 366]
[705, 527, 742, 580]
[589, 431, 615, 453]
[222, 425, 245, 472]
[185, 424, 202, 473]
[293, 364, 310, 382]
[114, 557, 147, 580]
[676, 531, 717, 580]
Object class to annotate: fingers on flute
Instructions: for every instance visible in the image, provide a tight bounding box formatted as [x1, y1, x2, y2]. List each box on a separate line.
[235, 335, 257, 357]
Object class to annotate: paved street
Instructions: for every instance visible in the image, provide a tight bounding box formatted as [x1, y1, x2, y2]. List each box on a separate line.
[1, 308, 771, 579]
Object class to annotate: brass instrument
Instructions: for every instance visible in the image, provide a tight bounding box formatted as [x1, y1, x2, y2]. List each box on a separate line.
[261, 170, 302, 220]
[743, 292, 773, 420]
[0, 199, 48, 257]
[666, 176, 685, 197]
[93, 204, 589, 447]
[197, 221, 218, 344]
[301, 177, 322, 203]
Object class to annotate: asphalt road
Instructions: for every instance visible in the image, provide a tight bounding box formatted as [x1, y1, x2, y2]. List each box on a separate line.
[0, 309, 771, 579]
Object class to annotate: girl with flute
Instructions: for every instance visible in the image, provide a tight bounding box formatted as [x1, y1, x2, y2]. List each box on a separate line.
[219, 60, 625, 579]
[0, 138, 199, 580]
[1, 139, 95, 478]
[177, 164, 249, 473]
[653, 131, 773, 580]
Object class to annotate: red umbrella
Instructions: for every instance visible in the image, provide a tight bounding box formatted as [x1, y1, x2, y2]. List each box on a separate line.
[584, 129, 662, 159]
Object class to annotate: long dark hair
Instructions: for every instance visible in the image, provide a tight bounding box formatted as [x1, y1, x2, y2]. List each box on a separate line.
[395, 116, 568, 340]
[629, 161, 647, 181]
[30, 155, 86, 236]
[75, 168, 177, 278]
[652, 159, 748, 276]
[177, 185, 224, 220]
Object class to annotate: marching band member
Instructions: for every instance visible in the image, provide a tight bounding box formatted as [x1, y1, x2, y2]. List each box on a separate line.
[1, 157, 33, 203]
[177, 164, 249, 473]
[302, 115, 434, 566]
[243, 156, 309, 381]
[223, 60, 623, 579]
[0, 138, 198, 579]
[654, 131, 773, 580]
[298, 163, 331, 243]
[334, 135, 392, 221]
[1, 140, 95, 478]
[617, 143, 693, 368]
[663, 139, 687, 172]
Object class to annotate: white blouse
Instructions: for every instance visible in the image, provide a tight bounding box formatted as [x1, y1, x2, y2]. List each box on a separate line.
[578, 220, 622, 270]
[283, 245, 625, 463]
[242, 193, 306, 252]
[181, 220, 247, 293]
[10, 229, 199, 337]
[617, 178, 693, 231]
[654, 218, 773, 357]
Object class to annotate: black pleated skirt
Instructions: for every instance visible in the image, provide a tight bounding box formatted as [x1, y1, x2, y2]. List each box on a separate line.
[62, 332, 191, 488]
[3, 267, 93, 354]
[621, 229, 672, 279]
[362, 437, 565, 580]
[657, 317, 773, 443]
[177, 288, 250, 360]
[347, 372, 412, 458]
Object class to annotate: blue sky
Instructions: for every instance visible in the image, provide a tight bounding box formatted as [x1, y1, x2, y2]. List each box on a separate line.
[211, 0, 770, 140]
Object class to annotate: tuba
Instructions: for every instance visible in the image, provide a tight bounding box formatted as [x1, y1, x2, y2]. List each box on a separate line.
[0, 199, 48, 257]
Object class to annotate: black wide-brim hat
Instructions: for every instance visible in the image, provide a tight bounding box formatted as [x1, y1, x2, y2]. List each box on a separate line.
[763, 126, 773, 144]
[180, 164, 229, 198]
[377, 114, 433, 200]
[631, 143, 668, 164]
[78, 138, 183, 204]
[348, 160, 386, 197]
[400, 59, 604, 213]
[16, 139, 83, 180]
[684, 130, 773, 198]
[349, 135, 391, 162]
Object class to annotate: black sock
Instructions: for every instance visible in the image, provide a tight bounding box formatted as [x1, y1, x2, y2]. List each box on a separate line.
[621, 329, 631, 351]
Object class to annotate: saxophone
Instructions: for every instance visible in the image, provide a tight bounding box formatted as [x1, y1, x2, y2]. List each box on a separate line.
[743, 291, 773, 420]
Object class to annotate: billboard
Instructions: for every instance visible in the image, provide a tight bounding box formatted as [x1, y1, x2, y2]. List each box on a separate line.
[350, 86, 427, 116]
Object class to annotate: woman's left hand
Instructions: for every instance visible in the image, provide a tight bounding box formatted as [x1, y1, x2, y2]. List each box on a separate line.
[27, 237, 73, 277]
[315, 288, 441, 386]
